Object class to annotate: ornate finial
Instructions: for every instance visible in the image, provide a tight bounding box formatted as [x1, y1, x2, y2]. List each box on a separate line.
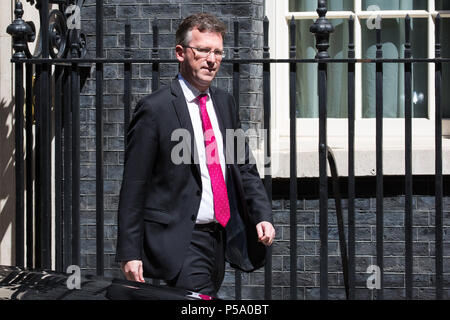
[404, 15, 411, 59]
[14, 1, 24, 18]
[316, 0, 327, 16]
[435, 13, 441, 58]
[125, 18, 131, 59]
[309, 0, 334, 59]
[7, 1, 34, 59]
[348, 15, 355, 59]
[233, 19, 239, 59]
[289, 15, 296, 59]
[375, 16, 382, 59]
[263, 16, 269, 58]
[152, 18, 159, 58]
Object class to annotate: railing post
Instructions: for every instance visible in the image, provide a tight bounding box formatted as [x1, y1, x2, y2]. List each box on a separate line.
[63, 64, 72, 271]
[288, 15, 297, 301]
[310, 0, 334, 300]
[40, 0, 52, 270]
[54, 64, 64, 273]
[434, 13, 443, 301]
[70, 18, 81, 267]
[152, 18, 160, 92]
[262, 16, 273, 301]
[347, 15, 356, 300]
[124, 20, 132, 148]
[232, 19, 242, 301]
[96, 0, 105, 277]
[7, 0, 32, 268]
[404, 14, 413, 300]
[375, 18, 384, 301]
[151, 19, 160, 287]
[25, 63, 34, 269]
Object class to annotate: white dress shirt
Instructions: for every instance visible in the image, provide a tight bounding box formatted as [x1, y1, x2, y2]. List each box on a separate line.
[178, 74, 226, 224]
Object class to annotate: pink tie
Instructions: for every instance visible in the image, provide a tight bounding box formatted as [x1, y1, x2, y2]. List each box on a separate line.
[197, 94, 230, 227]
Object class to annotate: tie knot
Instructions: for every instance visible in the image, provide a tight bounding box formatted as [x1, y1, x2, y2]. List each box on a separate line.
[197, 94, 208, 106]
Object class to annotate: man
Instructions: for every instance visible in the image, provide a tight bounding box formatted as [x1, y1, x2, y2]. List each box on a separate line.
[116, 13, 275, 297]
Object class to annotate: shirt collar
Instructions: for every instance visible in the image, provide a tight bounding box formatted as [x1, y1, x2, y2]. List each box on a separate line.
[177, 73, 210, 103]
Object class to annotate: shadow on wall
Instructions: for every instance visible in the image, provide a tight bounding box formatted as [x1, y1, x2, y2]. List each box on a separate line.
[0, 98, 15, 265]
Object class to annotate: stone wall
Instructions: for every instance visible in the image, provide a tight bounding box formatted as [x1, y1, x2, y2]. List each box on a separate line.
[76, 0, 450, 300]
[78, 0, 265, 278]
[218, 196, 450, 300]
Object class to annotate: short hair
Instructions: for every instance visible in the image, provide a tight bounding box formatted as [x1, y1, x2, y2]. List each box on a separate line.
[176, 13, 227, 46]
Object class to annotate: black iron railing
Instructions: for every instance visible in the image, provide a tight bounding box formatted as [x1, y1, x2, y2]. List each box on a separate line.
[7, 0, 448, 300]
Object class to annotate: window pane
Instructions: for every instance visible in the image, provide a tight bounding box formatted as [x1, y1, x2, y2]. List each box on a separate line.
[436, 0, 450, 10]
[294, 19, 349, 118]
[442, 18, 450, 118]
[361, 18, 428, 118]
[289, 0, 353, 12]
[362, 0, 427, 10]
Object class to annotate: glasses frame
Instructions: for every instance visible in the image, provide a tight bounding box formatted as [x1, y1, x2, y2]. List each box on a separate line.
[183, 45, 226, 59]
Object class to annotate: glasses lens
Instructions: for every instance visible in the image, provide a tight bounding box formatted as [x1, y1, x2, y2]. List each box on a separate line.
[189, 47, 225, 59]
[197, 48, 210, 57]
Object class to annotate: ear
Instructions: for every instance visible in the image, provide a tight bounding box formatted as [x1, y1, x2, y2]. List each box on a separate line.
[175, 45, 185, 63]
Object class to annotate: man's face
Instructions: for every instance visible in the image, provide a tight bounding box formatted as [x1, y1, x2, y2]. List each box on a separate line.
[176, 27, 223, 92]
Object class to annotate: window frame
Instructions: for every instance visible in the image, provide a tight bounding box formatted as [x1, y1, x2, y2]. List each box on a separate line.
[263, 0, 450, 177]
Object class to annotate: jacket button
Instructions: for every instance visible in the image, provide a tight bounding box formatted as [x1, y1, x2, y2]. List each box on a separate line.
[196, 190, 201, 196]
[191, 215, 196, 221]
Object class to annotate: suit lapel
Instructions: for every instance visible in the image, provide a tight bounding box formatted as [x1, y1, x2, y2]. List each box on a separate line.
[210, 86, 232, 185]
[170, 79, 202, 186]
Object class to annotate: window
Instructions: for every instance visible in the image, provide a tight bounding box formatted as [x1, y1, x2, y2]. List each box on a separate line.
[265, 0, 450, 178]
[289, 0, 443, 119]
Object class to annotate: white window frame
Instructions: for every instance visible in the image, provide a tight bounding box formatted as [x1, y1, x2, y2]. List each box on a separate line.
[261, 0, 450, 178]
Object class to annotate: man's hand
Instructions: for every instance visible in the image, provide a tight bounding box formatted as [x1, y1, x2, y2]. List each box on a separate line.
[120, 260, 145, 283]
[256, 221, 275, 246]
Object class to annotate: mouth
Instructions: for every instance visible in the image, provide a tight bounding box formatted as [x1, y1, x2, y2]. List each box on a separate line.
[202, 66, 216, 73]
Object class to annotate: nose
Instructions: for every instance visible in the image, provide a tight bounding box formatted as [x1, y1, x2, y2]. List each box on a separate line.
[206, 51, 217, 64]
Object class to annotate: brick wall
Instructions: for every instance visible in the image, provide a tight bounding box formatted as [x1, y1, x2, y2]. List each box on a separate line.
[78, 0, 265, 279]
[76, 0, 449, 300]
[218, 196, 450, 300]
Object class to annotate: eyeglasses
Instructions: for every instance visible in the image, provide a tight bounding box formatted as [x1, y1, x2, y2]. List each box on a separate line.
[184, 46, 226, 59]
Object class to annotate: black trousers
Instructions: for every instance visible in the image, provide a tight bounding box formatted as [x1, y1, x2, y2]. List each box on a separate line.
[166, 223, 226, 297]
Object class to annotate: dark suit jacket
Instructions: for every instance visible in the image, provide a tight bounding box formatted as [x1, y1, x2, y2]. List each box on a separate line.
[115, 78, 272, 280]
